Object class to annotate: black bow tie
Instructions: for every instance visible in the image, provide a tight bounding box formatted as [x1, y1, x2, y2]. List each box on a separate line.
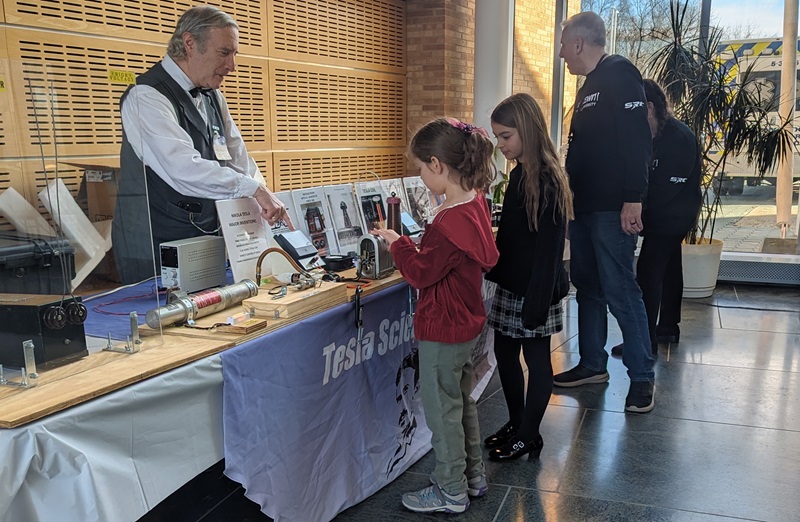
[189, 87, 213, 98]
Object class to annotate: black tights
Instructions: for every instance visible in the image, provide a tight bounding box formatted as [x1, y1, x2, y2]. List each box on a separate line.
[493, 332, 553, 441]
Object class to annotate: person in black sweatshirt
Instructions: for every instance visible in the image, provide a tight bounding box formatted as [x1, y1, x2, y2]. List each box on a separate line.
[553, 11, 656, 414]
[483, 93, 574, 460]
[612, 79, 702, 357]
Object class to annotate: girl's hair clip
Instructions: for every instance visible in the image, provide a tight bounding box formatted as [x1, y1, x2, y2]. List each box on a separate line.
[446, 117, 489, 138]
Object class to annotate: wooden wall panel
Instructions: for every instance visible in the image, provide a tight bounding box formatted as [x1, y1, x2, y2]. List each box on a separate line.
[0, 160, 24, 230]
[269, 0, 404, 73]
[1, 0, 408, 221]
[250, 151, 274, 191]
[223, 57, 270, 151]
[5, 29, 163, 158]
[5, 30, 269, 157]
[0, 28, 20, 160]
[273, 149, 406, 191]
[3, 0, 267, 55]
[270, 62, 405, 150]
[6, 30, 270, 159]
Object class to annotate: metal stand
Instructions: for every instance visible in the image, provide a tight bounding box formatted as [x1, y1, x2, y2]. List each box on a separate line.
[0, 340, 39, 389]
[354, 286, 364, 348]
[407, 285, 417, 318]
[102, 312, 142, 354]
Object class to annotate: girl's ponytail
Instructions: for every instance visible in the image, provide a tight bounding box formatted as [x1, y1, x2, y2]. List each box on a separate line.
[410, 118, 495, 192]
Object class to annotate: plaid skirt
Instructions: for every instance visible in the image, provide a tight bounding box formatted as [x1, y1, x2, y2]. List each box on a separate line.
[487, 286, 563, 339]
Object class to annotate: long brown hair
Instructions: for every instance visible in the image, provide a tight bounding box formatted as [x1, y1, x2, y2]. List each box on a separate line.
[491, 93, 574, 230]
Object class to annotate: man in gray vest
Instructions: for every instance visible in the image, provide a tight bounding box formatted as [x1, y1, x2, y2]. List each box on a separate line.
[113, 5, 288, 284]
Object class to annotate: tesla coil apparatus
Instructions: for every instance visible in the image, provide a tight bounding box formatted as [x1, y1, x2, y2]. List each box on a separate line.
[356, 235, 394, 280]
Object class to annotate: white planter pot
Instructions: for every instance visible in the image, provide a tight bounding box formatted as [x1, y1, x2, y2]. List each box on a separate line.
[682, 238, 724, 298]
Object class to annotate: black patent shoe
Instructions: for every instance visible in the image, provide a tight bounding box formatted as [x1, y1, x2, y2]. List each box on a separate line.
[488, 435, 544, 461]
[483, 421, 517, 449]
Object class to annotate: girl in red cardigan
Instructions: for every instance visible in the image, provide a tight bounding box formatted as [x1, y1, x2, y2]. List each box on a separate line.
[372, 118, 498, 514]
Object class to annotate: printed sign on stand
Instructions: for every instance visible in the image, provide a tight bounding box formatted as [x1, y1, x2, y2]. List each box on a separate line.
[216, 197, 272, 283]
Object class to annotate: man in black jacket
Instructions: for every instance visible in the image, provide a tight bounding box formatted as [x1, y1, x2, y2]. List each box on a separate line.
[553, 11, 656, 413]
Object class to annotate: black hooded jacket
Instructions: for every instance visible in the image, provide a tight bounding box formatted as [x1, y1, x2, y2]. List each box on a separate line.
[642, 117, 702, 236]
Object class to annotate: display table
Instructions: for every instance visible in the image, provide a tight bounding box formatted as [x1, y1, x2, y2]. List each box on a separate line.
[0, 274, 495, 522]
[222, 279, 497, 522]
[223, 283, 430, 522]
[0, 354, 226, 521]
[0, 333, 233, 428]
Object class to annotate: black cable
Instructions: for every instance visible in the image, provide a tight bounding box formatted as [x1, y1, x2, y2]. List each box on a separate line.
[48, 79, 70, 306]
[27, 77, 75, 303]
[90, 284, 162, 316]
[338, 275, 368, 284]
[183, 322, 228, 331]
[321, 271, 342, 282]
[696, 302, 799, 314]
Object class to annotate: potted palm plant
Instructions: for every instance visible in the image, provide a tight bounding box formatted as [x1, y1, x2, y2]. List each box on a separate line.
[490, 151, 509, 227]
[646, 0, 795, 297]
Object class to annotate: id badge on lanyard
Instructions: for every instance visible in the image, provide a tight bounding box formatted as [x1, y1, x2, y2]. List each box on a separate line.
[211, 124, 232, 161]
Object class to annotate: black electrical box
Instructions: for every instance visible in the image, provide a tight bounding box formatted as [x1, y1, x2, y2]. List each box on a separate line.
[0, 294, 88, 370]
[0, 232, 75, 294]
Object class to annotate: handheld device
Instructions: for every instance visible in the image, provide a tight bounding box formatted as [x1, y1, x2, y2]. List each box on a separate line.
[400, 211, 423, 236]
[274, 230, 325, 270]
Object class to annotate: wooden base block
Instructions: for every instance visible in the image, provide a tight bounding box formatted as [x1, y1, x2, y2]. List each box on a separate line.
[244, 281, 348, 319]
[215, 318, 268, 334]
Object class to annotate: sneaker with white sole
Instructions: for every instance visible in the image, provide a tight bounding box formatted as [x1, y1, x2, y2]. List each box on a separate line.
[553, 364, 610, 388]
[429, 473, 488, 497]
[467, 474, 488, 497]
[402, 483, 469, 513]
[625, 381, 655, 413]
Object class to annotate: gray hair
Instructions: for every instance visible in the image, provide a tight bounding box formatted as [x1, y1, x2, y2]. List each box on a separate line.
[562, 11, 606, 48]
[167, 6, 238, 60]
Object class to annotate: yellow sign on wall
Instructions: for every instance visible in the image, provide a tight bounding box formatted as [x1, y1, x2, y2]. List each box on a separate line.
[108, 70, 135, 84]
[0, 76, 6, 92]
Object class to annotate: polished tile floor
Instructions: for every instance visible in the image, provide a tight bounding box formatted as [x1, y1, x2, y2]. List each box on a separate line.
[141, 282, 800, 522]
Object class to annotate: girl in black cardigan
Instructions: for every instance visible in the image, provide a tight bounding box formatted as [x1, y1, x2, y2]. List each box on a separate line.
[484, 93, 574, 460]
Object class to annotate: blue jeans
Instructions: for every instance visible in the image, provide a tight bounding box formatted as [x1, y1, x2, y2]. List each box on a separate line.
[570, 212, 655, 382]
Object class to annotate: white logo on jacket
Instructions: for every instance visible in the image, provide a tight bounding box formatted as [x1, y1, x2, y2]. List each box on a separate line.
[624, 101, 644, 110]
[669, 176, 688, 183]
[578, 91, 600, 111]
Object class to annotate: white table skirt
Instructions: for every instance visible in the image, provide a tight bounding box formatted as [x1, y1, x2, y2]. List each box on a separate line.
[0, 355, 224, 522]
